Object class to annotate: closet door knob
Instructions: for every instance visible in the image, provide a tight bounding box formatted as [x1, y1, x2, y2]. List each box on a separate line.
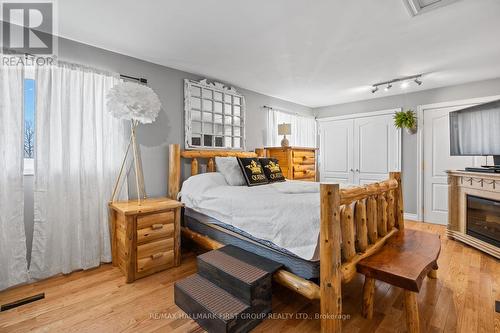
[355, 169, 359, 172]
[350, 168, 354, 172]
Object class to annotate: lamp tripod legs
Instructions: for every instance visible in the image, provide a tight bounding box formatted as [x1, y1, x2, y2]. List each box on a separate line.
[110, 120, 147, 205]
[131, 121, 142, 206]
[110, 133, 133, 203]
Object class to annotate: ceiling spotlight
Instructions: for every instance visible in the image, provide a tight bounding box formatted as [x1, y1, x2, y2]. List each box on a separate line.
[414, 78, 422, 86]
[385, 84, 392, 91]
[371, 86, 379, 94]
[401, 81, 410, 89]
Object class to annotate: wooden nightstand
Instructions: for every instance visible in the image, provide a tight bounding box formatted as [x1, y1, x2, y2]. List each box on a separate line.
[109, 198, 183, 283]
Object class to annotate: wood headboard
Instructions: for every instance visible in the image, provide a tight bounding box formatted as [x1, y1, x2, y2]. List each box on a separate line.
[168, 144, 265, 199]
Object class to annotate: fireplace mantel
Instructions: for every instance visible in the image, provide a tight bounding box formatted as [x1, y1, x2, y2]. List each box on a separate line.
[447, 170, 500, 259]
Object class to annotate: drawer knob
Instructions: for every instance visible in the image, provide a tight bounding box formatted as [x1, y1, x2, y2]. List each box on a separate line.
[151, 253, 163, 260]
[151, 224, 163, 230]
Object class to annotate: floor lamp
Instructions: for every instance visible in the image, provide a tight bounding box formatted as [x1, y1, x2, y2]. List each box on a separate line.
[106, 82, 162, 205]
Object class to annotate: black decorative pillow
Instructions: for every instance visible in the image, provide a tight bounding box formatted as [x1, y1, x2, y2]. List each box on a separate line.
[259, 158, 286, 183]
[237, 157, 269, 186]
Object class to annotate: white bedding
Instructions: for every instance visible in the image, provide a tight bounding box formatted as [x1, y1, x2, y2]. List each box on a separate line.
[180, 173, 347, 260]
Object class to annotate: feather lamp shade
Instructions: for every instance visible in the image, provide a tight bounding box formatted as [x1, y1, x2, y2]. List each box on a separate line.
[278, 123, 291, 147]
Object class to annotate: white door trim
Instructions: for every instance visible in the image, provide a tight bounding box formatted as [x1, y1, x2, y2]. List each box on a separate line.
[317, 108, 401, 122]
[416, 94, 500, 223]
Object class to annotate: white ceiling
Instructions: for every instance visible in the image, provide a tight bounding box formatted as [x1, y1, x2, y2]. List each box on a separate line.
[56, 0, 500, 108]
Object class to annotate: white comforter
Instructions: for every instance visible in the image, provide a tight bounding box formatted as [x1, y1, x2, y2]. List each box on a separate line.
[180, 173, 324, 260]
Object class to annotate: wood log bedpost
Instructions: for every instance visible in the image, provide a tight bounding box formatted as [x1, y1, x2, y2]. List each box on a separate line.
[168, 144, 181, 200]
[320, 183, 342, 333]
[389, 172, 405, 231]
[207, 158, 215, 172]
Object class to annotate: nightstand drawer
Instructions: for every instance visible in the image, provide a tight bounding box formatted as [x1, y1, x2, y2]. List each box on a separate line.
[137, 238, 174, 259]
[137, 222, 174, 244]
[137, 246, 174, 273]
[137, 211, 174, 229]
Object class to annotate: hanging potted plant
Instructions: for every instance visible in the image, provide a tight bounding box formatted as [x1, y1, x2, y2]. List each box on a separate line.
[394, 110, 417, 134]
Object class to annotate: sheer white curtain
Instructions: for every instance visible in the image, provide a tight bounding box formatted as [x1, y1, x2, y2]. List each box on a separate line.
[267, 109, 317, 147]
[30, 62, 128, 279]
[0, 64, 29, 290]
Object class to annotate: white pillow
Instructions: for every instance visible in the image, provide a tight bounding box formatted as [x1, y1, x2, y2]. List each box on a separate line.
[215, 157, 246, 186]
[179, 172, 228, 203]
[180, 172, 228, 195]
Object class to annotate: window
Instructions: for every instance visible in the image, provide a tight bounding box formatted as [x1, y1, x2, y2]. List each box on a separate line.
[24, 77, 35, 175]
[184, 79, 245, 150]
[266, 109, 317, 148]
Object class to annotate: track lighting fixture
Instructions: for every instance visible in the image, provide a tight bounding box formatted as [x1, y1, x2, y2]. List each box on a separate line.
[370, 74, 423, 94]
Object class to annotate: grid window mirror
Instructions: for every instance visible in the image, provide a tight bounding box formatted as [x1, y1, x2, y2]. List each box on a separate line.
[185, 78, 245, 150]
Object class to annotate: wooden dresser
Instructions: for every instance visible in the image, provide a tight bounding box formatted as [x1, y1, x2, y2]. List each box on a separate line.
[109, 198, 183, 282]
[263, 147, 318, 181]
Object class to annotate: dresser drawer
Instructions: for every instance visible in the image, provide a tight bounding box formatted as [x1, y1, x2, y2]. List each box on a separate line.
[293, 156, 315, 165]
[137, 221, 174, 244]
[137, 239, 174, 273]
[293, 164, 315, 172]
[294, 170, 316, 180]
[292, 150, 315, 159]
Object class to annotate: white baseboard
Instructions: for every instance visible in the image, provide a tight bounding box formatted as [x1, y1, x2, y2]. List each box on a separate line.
[404, 213, 419, 221]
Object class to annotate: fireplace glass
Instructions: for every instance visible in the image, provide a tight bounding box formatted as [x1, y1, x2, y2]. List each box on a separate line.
[466, 195, 500, 247]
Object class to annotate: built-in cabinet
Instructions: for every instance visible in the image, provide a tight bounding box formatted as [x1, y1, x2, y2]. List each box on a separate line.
[318, 110, 401, 185]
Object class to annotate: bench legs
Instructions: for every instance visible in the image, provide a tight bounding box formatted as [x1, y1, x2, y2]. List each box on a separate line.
[404, 290, 420, 333]
[362, 276, 375, 319]
[427, 264, 439, 279]
[362, 276, 421, 333]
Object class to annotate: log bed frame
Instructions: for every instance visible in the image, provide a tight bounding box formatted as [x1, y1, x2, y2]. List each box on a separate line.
[167, 144, 405, 333]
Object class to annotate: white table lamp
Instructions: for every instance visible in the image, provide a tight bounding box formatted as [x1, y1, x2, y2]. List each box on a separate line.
[278, 123, 291, 147]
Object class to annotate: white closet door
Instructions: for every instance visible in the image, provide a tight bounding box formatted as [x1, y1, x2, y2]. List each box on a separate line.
[423, 103, 486, 225]
[354, 115, 401, 185]
[319, 119, 354, 184]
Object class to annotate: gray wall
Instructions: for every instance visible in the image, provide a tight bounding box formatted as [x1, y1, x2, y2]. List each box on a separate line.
[57, 37, 313, 199]
[314, 78, 500, 214]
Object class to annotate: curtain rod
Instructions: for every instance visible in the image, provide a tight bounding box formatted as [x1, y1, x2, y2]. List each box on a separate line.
[263, 105, 317, 119]
[263, 105, 301, 116]
[120, 74, 147, 84]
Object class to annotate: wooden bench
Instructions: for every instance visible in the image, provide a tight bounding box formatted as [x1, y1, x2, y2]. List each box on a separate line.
[357, 229, 441, 333]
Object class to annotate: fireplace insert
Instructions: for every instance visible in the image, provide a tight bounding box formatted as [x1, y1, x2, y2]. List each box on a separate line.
[467, 195, 500, 247]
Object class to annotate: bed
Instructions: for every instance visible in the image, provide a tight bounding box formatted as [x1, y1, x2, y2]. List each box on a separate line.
[168, 144, 405, 333]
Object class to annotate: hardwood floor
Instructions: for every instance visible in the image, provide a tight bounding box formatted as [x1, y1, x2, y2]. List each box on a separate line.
[0, 221, 498, 333]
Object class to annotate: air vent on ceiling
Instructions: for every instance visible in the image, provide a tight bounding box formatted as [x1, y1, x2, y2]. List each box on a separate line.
[403, 0, 460, 16]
